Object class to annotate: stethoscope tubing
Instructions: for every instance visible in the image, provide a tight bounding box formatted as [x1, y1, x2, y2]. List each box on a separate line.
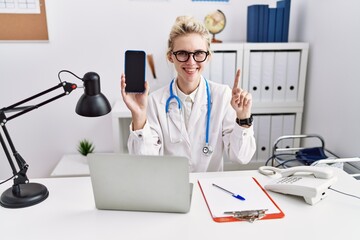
[204, 78, 211, 145]
[166, 80, 181, 113]
[165, 77, 211, 148]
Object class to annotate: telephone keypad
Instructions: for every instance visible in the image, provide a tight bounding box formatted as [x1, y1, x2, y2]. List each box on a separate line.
[277, 177, 302, 184]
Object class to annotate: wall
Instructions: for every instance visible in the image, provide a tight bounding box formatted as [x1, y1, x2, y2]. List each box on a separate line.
[0, 0, 275, 178]
[1, 0, 359, 179]
[294, 0, 360, 158]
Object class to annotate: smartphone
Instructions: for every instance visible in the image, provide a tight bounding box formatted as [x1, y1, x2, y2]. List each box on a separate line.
[124, 50, 146, 93]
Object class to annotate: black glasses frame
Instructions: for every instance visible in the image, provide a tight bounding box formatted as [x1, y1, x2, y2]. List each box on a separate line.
[172, 50, 210, 63]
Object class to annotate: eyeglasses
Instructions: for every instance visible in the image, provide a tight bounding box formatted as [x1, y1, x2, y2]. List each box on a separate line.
[172, 50, 209, 63]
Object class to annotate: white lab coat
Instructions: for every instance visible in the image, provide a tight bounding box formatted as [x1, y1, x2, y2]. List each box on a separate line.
[128, 77, 256, 172]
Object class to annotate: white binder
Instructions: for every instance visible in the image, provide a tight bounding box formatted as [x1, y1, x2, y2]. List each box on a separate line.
[248, 52, 262, 101]
[260, 51, 275, 102]
[209, 52, 224, 84]
[272, 51, 287, 101]
[257, 115, 271, 162]
[285, 51, 301, 101]
[202, 62, 210, 80]
[282, 114, 295, 148]
[222, 52, 237, 88]
[270, 115, 283, 150]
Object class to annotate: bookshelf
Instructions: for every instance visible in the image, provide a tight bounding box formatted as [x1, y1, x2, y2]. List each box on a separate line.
[207, 42, 309, 167]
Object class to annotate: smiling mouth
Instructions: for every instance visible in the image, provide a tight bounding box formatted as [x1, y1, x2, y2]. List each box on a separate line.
[183, 67, 198, 74]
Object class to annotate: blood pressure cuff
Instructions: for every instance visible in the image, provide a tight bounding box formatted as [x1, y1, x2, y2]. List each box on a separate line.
[295, 147, 328, 165]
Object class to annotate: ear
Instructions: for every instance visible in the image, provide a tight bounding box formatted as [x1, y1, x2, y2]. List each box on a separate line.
[167, 53, 174, 63]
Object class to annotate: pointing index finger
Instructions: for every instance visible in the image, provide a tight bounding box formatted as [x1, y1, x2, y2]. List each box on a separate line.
[233, 69, 241, 90]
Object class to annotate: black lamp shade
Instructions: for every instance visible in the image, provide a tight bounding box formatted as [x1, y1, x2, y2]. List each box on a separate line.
[75, 72, 111, 117]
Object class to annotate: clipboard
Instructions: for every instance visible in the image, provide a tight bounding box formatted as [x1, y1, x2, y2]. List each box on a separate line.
[198, 176, 285, 223]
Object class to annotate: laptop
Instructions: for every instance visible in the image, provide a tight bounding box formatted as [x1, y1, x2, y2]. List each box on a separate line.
[87, 153, 192, 213]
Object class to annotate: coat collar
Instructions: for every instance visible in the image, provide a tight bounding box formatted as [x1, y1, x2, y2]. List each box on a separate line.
[160, 76, 211, 134]
[160, 76, 209, 106]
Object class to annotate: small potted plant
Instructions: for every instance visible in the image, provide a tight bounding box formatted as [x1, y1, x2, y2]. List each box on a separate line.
[77, 139, 95, 156]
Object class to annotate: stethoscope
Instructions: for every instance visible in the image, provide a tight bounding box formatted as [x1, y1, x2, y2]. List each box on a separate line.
[165, 78, 212, 156]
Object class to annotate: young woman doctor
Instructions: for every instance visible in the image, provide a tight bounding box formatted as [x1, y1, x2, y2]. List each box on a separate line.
[121, 16, 256, 172]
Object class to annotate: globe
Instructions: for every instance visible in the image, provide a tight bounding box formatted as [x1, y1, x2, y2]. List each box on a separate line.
[204, 10, 226, 43]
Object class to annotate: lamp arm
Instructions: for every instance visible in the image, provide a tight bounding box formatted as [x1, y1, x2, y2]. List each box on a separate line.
[2, 82, 77, 122]
[0, 132, 17, 174]
[0, 81, 77, 186]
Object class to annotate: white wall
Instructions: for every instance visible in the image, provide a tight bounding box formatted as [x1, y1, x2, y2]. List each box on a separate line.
[293, 0, 360, 158]
[0, 0, 359, 179]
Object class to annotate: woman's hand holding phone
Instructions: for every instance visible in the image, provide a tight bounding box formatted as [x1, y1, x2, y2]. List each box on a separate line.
[121, 73, 149, 130]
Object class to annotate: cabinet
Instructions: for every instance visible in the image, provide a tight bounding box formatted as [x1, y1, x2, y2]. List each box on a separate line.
[111, 42, 309, 167]
[242, 43, 309, 162]
[206, 42, 309, 166]
[111, 99, 131, 153]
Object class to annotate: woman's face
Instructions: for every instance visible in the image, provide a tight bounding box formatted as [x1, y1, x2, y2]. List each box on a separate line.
[169, 33, 209, 93]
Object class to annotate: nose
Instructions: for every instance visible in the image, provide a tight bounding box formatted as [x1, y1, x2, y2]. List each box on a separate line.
[186, 53, 197, 63]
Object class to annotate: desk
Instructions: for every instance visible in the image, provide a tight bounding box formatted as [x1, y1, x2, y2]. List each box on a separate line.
[1, 169, 359, 240]
[50, 154, 265, 177]
[50, 154, 89, 177]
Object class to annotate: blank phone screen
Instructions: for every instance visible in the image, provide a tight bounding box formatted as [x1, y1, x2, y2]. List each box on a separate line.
[125, 50, 146, 93]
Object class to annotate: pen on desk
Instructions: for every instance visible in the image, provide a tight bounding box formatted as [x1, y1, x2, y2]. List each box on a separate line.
[212, 183, 245, 201]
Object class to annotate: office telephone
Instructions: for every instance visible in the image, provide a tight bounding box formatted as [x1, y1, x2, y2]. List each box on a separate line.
[258, 166, 338, 205]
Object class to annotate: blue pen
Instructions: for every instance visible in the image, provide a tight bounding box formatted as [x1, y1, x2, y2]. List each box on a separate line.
[212, 183, 245, 201]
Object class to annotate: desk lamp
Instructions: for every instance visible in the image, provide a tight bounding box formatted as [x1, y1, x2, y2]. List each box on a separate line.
[0, 70, 111, 208]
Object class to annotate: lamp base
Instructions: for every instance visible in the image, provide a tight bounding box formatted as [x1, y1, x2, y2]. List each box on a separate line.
[0, 182, 49, 208]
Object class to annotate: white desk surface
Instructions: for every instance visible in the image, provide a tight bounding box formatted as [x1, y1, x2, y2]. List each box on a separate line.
[1, 168, 360, 240]
[51, 154, 90, 177]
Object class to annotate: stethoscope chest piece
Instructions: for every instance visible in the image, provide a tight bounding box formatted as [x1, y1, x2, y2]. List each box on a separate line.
[202, 144, 213, 156]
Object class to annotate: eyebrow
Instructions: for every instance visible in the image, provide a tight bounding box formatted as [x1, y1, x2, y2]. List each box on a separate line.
[172, 49, 208, 52]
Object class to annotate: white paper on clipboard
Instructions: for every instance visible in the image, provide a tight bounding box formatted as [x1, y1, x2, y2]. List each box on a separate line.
[198, 176, 283, 219]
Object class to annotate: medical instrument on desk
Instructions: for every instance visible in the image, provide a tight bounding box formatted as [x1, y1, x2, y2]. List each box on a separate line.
[258, 166, 337, 205]
[165, 78, 212, 156]
[212, 183, 245, 201]
[224, 209, 268, 223]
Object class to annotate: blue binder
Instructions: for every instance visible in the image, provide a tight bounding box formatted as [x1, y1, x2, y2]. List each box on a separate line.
[282, 0, 291, 42]
[257, 5, 269, 42]
[275, 6, 284, 42]
[277, 0, 291, 42]
[247, 5, 259, 42]
[267, 8, 276, 42]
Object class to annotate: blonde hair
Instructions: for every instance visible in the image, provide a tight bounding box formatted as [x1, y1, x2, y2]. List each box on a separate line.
[167, 16, 212, 57]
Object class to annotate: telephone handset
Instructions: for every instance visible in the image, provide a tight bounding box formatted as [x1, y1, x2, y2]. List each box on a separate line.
[258, 166, 338, 205]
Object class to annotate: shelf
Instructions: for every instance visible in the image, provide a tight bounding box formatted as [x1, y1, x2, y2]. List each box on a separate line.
[111, 99, 131, 118]
[252, 101, 304, 114]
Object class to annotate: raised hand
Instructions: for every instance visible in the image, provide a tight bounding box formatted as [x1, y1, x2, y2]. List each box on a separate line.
[230, 69, 252, 119]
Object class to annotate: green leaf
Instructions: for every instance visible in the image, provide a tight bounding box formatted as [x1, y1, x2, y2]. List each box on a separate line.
[77, 139, 95, 156]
